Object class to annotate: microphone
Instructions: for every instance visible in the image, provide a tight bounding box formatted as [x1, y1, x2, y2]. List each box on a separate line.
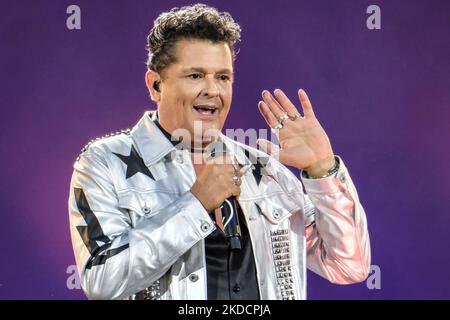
[206, 140, 243, 250]
[220, 196, 242, 250]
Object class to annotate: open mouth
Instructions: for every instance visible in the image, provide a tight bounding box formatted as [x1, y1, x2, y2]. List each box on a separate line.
[193, 105, 218, 115]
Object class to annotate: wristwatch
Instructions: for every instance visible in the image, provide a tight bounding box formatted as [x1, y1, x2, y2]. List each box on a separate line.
[302, 156, 340, 179]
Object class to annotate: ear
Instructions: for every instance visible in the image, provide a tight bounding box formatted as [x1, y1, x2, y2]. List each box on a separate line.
[145, 70, 162, 103]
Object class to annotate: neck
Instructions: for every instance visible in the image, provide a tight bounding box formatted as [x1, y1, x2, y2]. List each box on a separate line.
[187, 138, 214, 152]
[154, 112, 219, 153]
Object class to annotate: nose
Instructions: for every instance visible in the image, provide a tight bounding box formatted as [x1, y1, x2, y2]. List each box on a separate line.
[201, 75, 220, 97]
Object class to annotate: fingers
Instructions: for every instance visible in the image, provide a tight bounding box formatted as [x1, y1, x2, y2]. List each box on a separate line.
[273, 89, 302, 119]
[258, 100, 279, 129]
[261, 90, 286, 120]
[259, 89, 311, 130]
[206, 155, 242, 173]
[205, 154, 243, 178]
[206, 154, 233, 165]
[258, 88, 315, 124]
[223, 165, 242, 197]
[231, 184, 241, 197]
[298, 89, 315, 118]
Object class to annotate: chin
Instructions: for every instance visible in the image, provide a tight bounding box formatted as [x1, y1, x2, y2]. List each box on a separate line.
[203, 121, 223, 135]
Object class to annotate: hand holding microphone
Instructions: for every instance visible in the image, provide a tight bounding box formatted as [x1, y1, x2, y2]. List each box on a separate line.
[190, 152, 250, 250]
[190, 154, 243, 213]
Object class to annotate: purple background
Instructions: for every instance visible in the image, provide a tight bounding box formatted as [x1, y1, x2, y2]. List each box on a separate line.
[1, 0, 449, 299]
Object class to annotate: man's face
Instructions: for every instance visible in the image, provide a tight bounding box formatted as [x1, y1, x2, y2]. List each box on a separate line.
[155, 39, 234, 146]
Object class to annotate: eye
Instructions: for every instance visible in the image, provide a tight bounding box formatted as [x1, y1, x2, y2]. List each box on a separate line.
[188, 73, 202, 80]
[219, 74, 231, 81]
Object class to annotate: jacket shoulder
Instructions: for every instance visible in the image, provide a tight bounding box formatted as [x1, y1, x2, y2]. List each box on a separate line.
[76, 128, 133, 161]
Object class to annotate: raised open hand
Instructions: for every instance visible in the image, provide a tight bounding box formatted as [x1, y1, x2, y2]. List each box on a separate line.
[257, 89, 336, 177]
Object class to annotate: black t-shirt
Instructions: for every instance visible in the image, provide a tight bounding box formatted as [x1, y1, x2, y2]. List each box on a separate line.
[205, 202, 260, 300]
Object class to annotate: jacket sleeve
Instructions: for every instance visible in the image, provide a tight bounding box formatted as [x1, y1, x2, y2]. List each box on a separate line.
[68, 146, 215, 300]
[273, 155, 371, 284]
[300, 156, 371, 284]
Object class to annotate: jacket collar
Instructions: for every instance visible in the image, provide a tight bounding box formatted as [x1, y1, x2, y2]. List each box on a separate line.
[130, 110, 270, 172]
[130, 110, 177, 166]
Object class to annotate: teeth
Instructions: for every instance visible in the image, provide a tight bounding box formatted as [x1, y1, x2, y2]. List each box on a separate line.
[195, 106, 215, 110]
[194, 106, 216, 114]
[196, 108, 214, 114]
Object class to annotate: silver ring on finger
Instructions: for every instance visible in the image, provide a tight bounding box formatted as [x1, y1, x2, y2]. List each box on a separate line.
[288, 113, 301, 121]
[231, 162, 240, 174]
[273, 123, 283, 130]
[277, 113, 289, 125]
[232, 175, 241, 186]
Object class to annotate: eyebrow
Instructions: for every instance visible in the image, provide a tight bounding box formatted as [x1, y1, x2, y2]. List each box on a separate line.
[182, 67, 234, 75]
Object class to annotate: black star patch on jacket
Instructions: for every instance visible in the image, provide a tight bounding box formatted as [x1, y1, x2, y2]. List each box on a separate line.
[113, 145, 155, 180]
[243, 148, 269, 186]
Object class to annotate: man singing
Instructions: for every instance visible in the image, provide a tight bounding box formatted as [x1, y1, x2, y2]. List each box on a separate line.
[68, 4, 370, 300]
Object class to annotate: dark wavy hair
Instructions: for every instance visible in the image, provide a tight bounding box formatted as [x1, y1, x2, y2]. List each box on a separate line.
[146, 4, 241, 75]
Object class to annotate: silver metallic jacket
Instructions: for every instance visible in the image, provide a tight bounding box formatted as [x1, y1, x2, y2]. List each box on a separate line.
[68, 111, 371, 300]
